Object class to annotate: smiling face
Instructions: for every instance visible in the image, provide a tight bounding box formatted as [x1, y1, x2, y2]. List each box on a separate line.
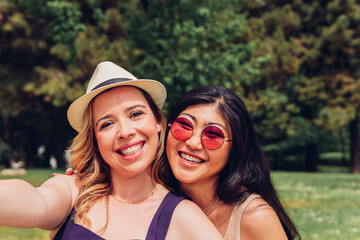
[92, 86, 161, 179]
[166, 103, 232, 186]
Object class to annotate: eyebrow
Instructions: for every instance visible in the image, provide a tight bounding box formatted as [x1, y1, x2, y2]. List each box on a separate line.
[179, 113, 228, 129]
[95, 114, 113, 128]
[125, 104, 147, 112]
[95, 104, 147, 128]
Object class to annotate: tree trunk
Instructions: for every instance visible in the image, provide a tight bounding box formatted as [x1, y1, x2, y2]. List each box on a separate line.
[350, 116, 360, 173]
[304, 143, 318, 172]
[1, 111, 10, 142]
[339, 130, 347, 165]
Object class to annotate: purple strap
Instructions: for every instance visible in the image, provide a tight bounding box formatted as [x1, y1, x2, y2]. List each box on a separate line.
[145, 192, 186, 240]
[54, 192, 186, 240]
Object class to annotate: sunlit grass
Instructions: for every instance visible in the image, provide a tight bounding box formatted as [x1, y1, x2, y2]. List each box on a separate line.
[273, 171, 360, 240]
[0, 227, 49, 240]
[0, 169, 55, 187]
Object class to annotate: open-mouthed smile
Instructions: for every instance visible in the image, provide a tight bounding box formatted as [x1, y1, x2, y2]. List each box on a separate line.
[179, 151, 205, 164]
[117, 142, 144, 156]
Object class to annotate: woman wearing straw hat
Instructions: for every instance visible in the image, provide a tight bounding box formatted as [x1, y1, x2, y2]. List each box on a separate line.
[0, 62, 222, 240]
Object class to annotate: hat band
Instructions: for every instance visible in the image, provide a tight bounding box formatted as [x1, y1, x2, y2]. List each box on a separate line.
[91, 78, 133, 91]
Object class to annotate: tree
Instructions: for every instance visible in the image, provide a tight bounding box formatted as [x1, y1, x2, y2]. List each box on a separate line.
[0, 0, 87, 167]
[240, 0, 360, 172]
[120, 0, 266, 110]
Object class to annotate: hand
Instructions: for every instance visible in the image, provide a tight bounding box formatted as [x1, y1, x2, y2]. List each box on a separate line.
[52, 167, 76, 176]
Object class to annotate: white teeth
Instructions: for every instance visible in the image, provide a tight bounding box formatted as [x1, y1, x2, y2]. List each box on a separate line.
[180, 152, 203, 163]
[120, 143, 143, 156]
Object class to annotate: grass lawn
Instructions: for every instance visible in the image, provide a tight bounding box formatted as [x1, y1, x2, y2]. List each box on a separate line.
[273, 171, 360, 240]
[1, 168, 360, 239]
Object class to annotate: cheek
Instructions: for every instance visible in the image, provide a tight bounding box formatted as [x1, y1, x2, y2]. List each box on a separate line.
[166, 136, 176, 159]
[210, 146, 231, 167]
[96, 133, 113, 152]
[140, 119, 160, 136]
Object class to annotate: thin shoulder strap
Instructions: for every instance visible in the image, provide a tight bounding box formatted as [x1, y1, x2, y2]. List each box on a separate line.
[224, 193, 261, 240]
[238, 193, 261, 213]
[145, 192, 186, 240]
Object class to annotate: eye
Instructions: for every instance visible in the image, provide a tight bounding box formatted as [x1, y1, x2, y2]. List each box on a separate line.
[175, 118, 193, 131]
[203, 126, 224, 138]
[100, 121, 113, 130]
[130, 110, 144, 118]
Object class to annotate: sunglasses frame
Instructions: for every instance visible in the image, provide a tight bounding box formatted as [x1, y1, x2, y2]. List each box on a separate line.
[168, 117, 233, 150]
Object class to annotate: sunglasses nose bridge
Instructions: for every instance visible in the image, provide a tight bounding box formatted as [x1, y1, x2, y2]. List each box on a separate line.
[184, 127, 204, 150]
[193, 127, 203, 138]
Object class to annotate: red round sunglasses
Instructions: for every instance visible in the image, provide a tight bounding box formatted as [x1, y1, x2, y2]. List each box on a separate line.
[168, 117, 232, 150]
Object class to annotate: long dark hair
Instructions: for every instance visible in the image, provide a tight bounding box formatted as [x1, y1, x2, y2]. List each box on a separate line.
[158, 86, 300, 240]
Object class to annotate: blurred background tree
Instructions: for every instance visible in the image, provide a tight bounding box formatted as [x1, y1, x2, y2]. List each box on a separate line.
[0, 0, 359, 172]
[120, 0, 267, 109]
[240, 0, 360, 172]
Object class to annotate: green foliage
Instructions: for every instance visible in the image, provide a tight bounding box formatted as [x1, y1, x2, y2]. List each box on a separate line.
[240, 0, 360, 169]
[24, 66, 84, 107]
[46, 1, 85, 63]
[121, 0, 265, 108]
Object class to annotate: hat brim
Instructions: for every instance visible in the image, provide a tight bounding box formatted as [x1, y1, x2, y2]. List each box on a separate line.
[67, 79, 166, 132]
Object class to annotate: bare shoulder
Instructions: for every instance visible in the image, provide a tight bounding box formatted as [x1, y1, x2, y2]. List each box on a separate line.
[167, 199, 222, 239]
[173, 199, 201, 217]
[171, 199, 207, 224]
[241, 197, 287, 240]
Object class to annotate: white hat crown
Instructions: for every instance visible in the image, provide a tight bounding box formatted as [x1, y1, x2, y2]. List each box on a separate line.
[86, 61, 137, 93]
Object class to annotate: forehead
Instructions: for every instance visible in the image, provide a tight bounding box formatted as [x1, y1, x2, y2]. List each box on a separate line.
[92, 86, 148, 112]
[180, 103, 227, 127]
[94, 85, 145, 102]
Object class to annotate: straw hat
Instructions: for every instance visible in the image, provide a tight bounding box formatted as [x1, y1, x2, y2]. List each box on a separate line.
[67, 61, 167, 132]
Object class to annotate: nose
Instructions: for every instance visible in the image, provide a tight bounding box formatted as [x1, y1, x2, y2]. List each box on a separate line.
[185, 129, 203, 150]
[117, 120, 136, 139]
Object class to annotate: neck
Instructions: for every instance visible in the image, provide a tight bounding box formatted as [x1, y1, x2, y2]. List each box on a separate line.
[180, 180, 217, 209]
[110, 169, 155, 200]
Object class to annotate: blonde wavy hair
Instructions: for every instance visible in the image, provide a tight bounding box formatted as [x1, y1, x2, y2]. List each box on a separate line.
[68, 88, 166, 232]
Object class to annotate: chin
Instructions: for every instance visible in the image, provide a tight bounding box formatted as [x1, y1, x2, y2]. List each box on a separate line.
[173, 172, 195, 184]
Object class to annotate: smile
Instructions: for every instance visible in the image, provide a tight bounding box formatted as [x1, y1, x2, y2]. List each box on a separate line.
[117, 142, 144, 156]
[179, 152, 205, 164]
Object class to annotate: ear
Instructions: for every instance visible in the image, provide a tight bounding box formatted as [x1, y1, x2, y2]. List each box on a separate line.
[156, 122, 161, 133]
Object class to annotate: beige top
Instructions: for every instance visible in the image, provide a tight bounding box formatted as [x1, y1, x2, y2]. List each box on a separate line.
[224, 193, 261, 240]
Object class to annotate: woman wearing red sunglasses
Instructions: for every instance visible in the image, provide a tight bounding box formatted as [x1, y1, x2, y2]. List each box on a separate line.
[157, 86, 301, 240]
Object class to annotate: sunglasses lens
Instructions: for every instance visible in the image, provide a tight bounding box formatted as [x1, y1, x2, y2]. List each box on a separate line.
[171, 118, 193, 140]
[202, 126, 225, 149]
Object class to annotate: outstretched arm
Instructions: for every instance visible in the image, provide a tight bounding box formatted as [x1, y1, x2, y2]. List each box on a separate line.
[0, 174, 78, 230]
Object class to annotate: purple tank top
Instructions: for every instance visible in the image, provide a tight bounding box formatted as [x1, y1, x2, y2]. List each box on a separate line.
[54, 191, 186, 240]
